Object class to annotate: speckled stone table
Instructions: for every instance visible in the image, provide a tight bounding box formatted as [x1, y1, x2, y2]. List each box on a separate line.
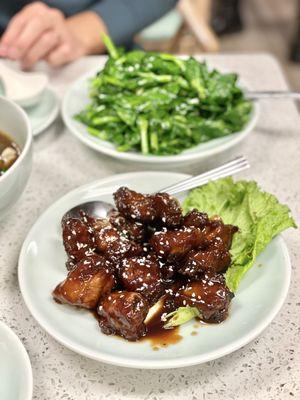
[0, 54, 299, 400]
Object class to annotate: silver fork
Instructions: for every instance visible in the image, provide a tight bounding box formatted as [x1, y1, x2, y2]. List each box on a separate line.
[246, 91, 300, 100]
[160, 155, 249, 195]
[64, 156, 249, 220]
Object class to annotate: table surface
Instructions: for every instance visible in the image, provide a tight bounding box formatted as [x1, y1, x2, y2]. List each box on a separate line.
[0, 54, 299, 400]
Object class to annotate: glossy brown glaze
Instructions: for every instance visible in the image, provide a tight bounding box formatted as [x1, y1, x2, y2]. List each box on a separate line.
[113, 187, 182, 227]
[151, 193, 182, 228]
[61, 217, 95, 263]
[95, 223, 142, 262]
[179, 245, 231, 277]
[150, 227, 207, 262]
[54, 186, 238, 343]
[119, 255, 165, 305]
[114, 187, 156, 224]
[204, 219, 238, 250]
[97, 291, 149, 341]
[108, 210, 147, 242]
[173, 273, 234, 323]
[92, 299, 182, 347]
[53, 255, 115, 309]
[182, 209, 209, 229]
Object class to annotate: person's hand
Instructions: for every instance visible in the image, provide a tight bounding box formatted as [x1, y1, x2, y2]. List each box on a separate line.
[0, 2, 107, 69]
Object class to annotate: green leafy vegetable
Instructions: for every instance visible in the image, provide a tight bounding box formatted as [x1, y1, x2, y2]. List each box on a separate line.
[75, 35, 253, 155]
[163, 179, 296, 329]
[183, 178, 297, 292]
[164, 307, 200, 328]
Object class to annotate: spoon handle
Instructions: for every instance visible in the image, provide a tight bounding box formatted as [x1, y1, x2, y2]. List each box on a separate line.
[246, 91, 300, 100]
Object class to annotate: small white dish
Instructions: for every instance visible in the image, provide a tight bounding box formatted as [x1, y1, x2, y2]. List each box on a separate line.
[62, 65, 259, 165]
[26, 87, 60, 136]
[0, 320, 33, 400]
[0, 95, 33, 219]
[0, 62, 48, 108]
[18, 172, 291, 369]
[0, 82, 60, 136]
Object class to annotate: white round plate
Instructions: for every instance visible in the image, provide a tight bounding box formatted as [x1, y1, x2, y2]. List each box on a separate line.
[0, 321, 33, 399]
[62, 67, 259, 165]
[25, 87, 60, 136]
[18, 172, 290, 369]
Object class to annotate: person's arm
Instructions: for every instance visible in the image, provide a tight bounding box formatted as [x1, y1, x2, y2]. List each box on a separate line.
[0, 0, 178, 68]
[0, 2, 108, 68]
[66, 11, 108, 56]
[90, 0, 179, 46]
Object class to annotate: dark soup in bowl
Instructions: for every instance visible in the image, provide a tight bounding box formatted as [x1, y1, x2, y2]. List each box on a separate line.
[0, 130, 20, 176]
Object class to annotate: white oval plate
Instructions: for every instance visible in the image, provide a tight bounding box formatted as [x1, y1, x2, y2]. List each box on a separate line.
[62, 66, 259, 165]
[0, 321, 33, 399]
[18, 172, 291, 369]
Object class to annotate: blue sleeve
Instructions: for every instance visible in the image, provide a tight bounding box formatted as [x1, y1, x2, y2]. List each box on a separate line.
[90, 0, 179, 45]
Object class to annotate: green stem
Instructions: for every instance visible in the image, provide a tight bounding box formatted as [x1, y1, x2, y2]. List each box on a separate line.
[87, 127, 108, 140]
[138, 118, 149, 154]
[92, 116, 119, 125]
[161, 53, 185, 71]
[150, 131, 159, 152]
[137, 72, 172, 83]
[101, 34, 118, 59]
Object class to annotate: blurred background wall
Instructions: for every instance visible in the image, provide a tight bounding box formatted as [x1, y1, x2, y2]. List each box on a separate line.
[137, 0, 300, 91]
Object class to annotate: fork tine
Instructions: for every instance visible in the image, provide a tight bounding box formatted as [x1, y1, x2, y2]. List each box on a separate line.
[159, 156, 246, 193]
[161, 156, 249, 196]
[160, 156, 248, 195]
[167, 161, 249, 195]
[167, 163, 249, 195]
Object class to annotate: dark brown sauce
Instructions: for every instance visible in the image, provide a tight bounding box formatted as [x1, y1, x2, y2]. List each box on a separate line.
[91, 297, 182, 348]
[0, 130, 13, 152]
[142, 301, 182, 348]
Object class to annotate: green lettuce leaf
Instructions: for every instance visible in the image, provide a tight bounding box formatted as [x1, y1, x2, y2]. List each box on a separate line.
[183, 178, 296, 292]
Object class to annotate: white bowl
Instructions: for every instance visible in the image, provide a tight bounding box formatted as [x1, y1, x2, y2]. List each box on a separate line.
[62, 66, 259, 166]
[0, 321, 33, 400]
[18, 172, 291, 369]
[0, 95, 33, 219]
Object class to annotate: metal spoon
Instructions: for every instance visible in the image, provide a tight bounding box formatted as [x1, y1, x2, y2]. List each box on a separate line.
[246, 91, 300, 100]
[63, 201, 114, 221]
[63, 156, 249, 221]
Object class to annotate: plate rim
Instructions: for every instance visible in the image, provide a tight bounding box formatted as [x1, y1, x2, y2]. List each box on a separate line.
[0, 320, 33, 399]
[18, 171, 291, 369]
[62, 66, 260, 163]
[32, 87, 60, 136]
